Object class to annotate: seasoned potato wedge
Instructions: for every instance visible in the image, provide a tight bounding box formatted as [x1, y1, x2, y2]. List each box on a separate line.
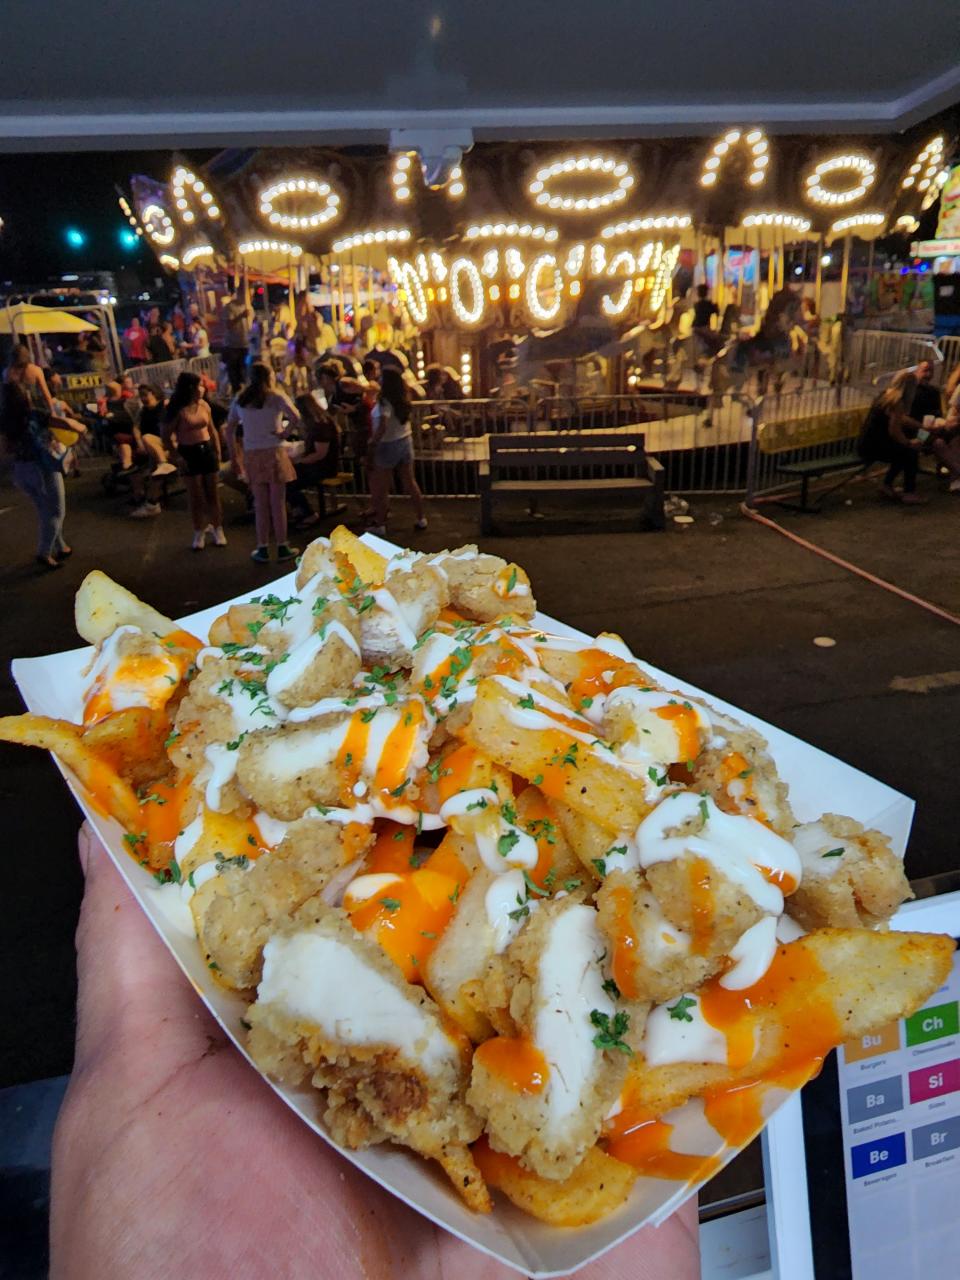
[473, 1139, 636, 1226]
[329, 524, 388, 585]
[75, 570, 175, 646]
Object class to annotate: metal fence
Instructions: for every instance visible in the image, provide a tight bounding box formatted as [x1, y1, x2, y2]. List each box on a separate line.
[843, 329, 942, 385]
[745, 383, 874, 502]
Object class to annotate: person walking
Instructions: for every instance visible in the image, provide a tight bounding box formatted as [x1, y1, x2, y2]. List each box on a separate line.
[226, 362, 301, 563]
[0, 380, 71, 569]
[162, 371, 227, 549]
[221, 292, 251, 394]
[858, 370, 925, 505]
[366, 366, 427, 535]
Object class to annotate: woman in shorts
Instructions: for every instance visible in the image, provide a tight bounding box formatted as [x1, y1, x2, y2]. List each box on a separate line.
[162, 371, 226, 550]
[366, 367, 427, 535]
[226, 362, 301, 563]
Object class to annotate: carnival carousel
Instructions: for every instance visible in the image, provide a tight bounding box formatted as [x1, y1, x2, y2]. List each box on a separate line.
[114, 125, 956, 494]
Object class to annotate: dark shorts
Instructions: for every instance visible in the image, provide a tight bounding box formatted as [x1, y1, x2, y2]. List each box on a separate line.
[373, 435, 413, 469]
[179, 441, 219, 476]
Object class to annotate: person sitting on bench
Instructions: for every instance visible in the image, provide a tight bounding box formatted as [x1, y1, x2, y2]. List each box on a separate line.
[858, 370, 925, 506]
[287, 394, 344, 527]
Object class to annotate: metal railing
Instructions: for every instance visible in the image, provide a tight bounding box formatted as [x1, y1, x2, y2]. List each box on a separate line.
[843, 329, 942, 385]
[745, 383, 874, 503]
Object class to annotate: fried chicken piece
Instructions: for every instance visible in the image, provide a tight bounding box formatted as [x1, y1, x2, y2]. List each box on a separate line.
[689, 712, 794, 838]
[431, 547, 535, 623]
[247, 907, 489, 1211]
[360, 560, 449, 667]
[788, 814, 912, 930]
[193, 817, 374, 991]
[596, 868, 723, 1004]
[235, 713, 350, 819]
[467, 897, 639, 1181]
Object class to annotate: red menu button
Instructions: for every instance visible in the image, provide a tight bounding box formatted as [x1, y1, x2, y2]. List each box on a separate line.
[909, 1058, 960, 1104]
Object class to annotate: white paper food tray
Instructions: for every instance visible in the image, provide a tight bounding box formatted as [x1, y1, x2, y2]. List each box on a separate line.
[10, 533, 914, 1277]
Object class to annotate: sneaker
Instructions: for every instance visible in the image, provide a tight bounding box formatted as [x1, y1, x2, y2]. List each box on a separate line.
[131, 502, 161, 519]
[250, 545, 270, 563]
[900, 492, 927, 505]
[414, 517, 428, 530]
[276, 543, 300, 562]
[192, 530, 206, 551]
[152, 462, 177, 477]
[211, 526, 228, 546]
[950, 478, 960, 493]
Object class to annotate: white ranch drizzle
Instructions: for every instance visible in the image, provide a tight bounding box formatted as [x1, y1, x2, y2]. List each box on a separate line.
[635, 792, 802, 916]
[791, 821, 851, 879]
[719, 916, 779, 990]
[643, 994, 733, 1067]
[485, 869, 537, 953]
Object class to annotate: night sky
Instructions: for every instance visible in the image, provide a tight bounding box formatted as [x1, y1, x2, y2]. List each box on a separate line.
[0, 149, 212, 286]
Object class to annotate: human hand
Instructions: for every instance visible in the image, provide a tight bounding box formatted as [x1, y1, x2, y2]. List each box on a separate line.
[51, 826, 700, 1280]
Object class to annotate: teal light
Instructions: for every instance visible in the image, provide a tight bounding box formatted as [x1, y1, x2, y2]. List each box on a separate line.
[65, 227, 86, 248]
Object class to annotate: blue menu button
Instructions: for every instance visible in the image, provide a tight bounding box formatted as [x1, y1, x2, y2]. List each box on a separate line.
[851, 1132, 907, 1179]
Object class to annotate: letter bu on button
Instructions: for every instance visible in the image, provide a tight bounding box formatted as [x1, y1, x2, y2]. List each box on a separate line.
[844, 1020, 901, 1063]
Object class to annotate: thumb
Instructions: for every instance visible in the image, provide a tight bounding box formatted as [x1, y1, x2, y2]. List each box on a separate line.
[73, 822, 210, 1070]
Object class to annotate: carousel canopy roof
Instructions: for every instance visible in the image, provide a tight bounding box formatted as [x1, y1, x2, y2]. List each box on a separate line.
[0, 0, 958, 150]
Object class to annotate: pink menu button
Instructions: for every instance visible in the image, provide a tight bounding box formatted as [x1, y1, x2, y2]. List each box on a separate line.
[909, 1058, 960, 1104]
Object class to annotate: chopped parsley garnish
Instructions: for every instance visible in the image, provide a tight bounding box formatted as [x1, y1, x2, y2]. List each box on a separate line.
[822, 847, 845, 858]
[226, 733, 248, 751]
[525, 817, 557, 845]
[163, 675, 178, 686]
[315, 804, 330, 815]
[409, 849, 429, 869]
[247, 834, 257, 846]
[427, 760, 452, 785]
[465, 796, 488, 812]
[217, 678, 236, 697]
[698, 798, 710, 828]
[501, 802, 518, 825]
[214, 851, 249, 871]
[390, 778, 411, 798]
[392, 828, 407, 841]
[667, 995, 696, 1022]
[497, 830, 521, 858]
[647, 765, 667, 786]
[606, 844, 628, 858]
[517, 693, 535, 710]
[507, 894, 530, 922]
[379, 897, 401, 911]
[533, 773, 544, 786]
[580, 696, 594, 709]
[139, 792, 167, 807]
[448, 883, 461, 904]
[591, 857, 607, 878]
[738, 767, 754, 779]
[590, 1009, 632, 1054]
[563, 877, 583, 892]
[357, 594, 375, 614]
[207, 961, 220, 971]
[523, 871, 549, 898]
[412, 627, 436, 651]
[603, 978, 621, 1000]
[505, 567, 518, 593]
[549, 742, 579, 770]
[253, 594, 300, 625]
[360, 708, 378, 723]
[311, 595, 329, 616]
[164, 730, 180, 749]
[344, 752, 353, 766]
[123, 831, 146, 851]
[420, 930, 437, 940]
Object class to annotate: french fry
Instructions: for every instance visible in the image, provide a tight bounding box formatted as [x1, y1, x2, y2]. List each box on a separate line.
[74, 570, 175, 646]
[329, 524, 387, 585]
[619, 929, 956, 1121]
[82, 707, 173, 790]
[465, 679, 652, 834]
[207, 603, 264, 649]
[0, 714, 142, 831]
[473, 1139, 636, 1226]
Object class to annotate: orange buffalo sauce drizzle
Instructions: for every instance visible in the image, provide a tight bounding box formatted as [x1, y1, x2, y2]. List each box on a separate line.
[606, 943, 837, 1180]
[687, 855, 716, 955]
[719, 750, 769, 824]
[140, 775, 193, 869]
[345, 821, 469, 983]
[83, 629, 200, 725]
[654, 703, 702, 763]
[473, 1036, 550, 1094]
[566, 649, 653, 706]
[608, 883, 641, 1000]
[471, 1135, 523, 1186]
[436, 742, 487, 804]
[515, 787, 559, 888]
[335, 703, 425, 808]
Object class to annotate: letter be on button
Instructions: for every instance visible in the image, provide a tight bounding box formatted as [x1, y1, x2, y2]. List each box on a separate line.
[851, 1132, 907, 1179]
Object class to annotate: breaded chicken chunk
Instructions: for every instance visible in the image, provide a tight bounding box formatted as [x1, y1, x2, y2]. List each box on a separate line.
[235, 713, 349, 819]
[467, 897, 639, 1181]
[193, 817, 373, 991]
[431, 547, 536, 622]
[788, 814, 912, 930]
[690, 712, 794, 838]
[596, 868, 723, 1004]
[247, 906, 489, 1210]
[361, 560, 449, 667]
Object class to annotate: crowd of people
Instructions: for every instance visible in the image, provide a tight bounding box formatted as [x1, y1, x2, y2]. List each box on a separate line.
[858, 358, 960, 503]
[122, 303, 210, 366]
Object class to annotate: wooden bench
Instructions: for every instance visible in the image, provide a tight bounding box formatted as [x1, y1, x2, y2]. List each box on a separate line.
[757, 407, 867, 512]
[479, 431, 664, 535]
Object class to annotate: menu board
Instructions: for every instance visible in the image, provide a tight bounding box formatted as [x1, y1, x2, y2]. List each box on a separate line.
[838, 946, 960, 1279]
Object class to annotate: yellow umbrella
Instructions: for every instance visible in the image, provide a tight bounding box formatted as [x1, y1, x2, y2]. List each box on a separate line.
[0, 303, 99, 335]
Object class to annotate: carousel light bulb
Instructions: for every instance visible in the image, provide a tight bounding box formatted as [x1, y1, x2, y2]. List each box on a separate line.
[396, 186, 410, 200]
[748, 171, 764, 185]
[508, 283, 520, 300]
[525, 253, 562, 322]
[726, 130, 743, 144]
[705, 156, 720, 170]
[701, 172, 716, 186]
[393, 172, 406, 185]
[489, 284, 500, 300]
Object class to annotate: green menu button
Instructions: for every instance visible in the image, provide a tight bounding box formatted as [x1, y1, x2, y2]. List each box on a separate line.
[905, 1001, 959, 1047]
